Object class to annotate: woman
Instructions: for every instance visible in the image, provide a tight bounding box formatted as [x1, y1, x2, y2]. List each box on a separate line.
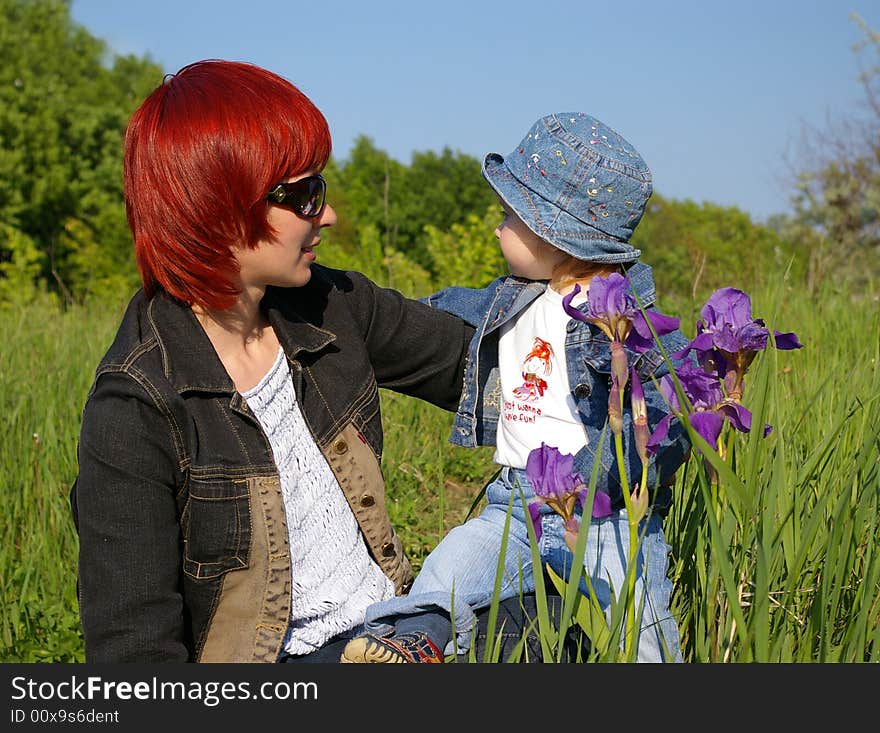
[70, 59, 474, 662]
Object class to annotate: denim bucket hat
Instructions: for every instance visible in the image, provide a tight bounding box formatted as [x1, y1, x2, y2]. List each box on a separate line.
[482, 112, 652, 263]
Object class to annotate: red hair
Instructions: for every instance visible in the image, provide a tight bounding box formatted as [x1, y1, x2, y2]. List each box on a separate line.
[123, 59, 332, 309]
[524, 337, 553, 372]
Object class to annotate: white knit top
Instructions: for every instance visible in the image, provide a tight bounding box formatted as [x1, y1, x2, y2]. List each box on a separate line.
[242, 346, 395, 655]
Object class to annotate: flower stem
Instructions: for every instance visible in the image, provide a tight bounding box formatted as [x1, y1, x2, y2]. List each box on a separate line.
[613, 430, 639, 662]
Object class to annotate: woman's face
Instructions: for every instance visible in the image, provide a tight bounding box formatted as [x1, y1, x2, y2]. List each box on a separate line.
[235, 170, 337, 291]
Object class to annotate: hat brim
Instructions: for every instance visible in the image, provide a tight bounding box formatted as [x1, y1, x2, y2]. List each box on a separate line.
[481, 152, 641, 264]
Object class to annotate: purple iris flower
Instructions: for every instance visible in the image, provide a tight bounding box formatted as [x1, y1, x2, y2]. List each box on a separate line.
[674, 287, 803, 400]
[525, 442, 582, 502]
[562, 274, 680, 354]
[630, 368, 650, 464]
[650, 361, 770, 451]
[525, 443, 613, 544]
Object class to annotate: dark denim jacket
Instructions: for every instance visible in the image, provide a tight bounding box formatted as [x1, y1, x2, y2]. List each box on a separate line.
[71, 265, 473, 662]
[421, 262, 691, 512]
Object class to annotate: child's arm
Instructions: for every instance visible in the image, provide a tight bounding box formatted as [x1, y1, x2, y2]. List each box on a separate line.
[418, 277, 508, 327]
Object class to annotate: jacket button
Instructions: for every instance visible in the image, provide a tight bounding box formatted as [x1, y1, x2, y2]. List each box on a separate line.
[360, 493, 375, 507]
[381, 542, 396, 557]
[332, 438, 348, 454]
[573, 383, 591, 399]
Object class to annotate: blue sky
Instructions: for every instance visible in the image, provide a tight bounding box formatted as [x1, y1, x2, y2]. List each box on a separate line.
[70, 0, 878, 223]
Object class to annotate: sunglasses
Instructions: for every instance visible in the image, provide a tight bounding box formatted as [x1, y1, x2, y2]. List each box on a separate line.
[265, 174, 327, 218]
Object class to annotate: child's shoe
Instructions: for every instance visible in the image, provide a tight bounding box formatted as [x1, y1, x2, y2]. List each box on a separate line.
[340, 631, 444, 663]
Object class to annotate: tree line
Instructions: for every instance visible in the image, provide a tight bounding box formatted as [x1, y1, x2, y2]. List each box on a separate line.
[1, 0, 876, 310]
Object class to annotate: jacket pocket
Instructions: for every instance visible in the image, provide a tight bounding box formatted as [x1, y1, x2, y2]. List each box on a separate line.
[182, 477, 251, 580]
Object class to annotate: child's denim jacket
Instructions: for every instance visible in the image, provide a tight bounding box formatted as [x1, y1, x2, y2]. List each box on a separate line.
[422, 262, 692, 513]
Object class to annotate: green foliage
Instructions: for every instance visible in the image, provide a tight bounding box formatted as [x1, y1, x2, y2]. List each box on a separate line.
[330, 136, 406, 256]
[329, 136, 497, 276]
[397, 146, 498, 266]
[318, 157, 360, 261]
[423, 204, 507, 292]
[0, 0, 162, 303]
[0, 223, 45, 304]
[319, 222, 435, 298]
[632, 194, 798, 313]
[381, 246, 436, 298]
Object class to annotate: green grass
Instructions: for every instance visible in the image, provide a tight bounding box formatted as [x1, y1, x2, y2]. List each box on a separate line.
[0, 296, 128, 661]
[1, 276, 877, 662]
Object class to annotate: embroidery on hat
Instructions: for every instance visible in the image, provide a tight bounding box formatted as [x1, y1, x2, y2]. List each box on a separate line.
[584, 173, 615, 222]
[587, 189, 608, 221]
[589, 123, 613, 149]
[587, 201, 607, 222]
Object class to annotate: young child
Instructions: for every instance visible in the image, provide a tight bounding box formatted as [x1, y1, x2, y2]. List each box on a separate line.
[341, 112, 692, 664]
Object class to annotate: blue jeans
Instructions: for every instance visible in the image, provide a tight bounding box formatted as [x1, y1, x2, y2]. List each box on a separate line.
[364, 467, 682, 662]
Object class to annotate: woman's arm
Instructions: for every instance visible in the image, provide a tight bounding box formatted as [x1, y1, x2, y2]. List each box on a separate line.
[73, 370, 188, 662]
[345, 271, 475, 411]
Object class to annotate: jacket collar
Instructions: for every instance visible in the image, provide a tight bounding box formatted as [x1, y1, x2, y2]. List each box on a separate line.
[146, 285, 335, 395]
[261, 282, 336, 359]
[624, 261, 658, 306]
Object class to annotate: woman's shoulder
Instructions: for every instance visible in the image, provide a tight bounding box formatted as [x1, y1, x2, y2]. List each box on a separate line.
[89, 289, 196, 398]
[81, 292, 170, 418]
[94, 289, 153, 369]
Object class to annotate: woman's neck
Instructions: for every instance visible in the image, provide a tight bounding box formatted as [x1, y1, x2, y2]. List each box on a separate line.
[192, 294, 281, 393]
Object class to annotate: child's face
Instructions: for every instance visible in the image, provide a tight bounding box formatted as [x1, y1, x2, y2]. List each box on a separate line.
[495, 205, 568, 280]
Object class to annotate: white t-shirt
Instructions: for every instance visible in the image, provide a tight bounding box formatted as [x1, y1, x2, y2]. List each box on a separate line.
[242, 346, 394, 655]
[494, 286, 589, 468]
